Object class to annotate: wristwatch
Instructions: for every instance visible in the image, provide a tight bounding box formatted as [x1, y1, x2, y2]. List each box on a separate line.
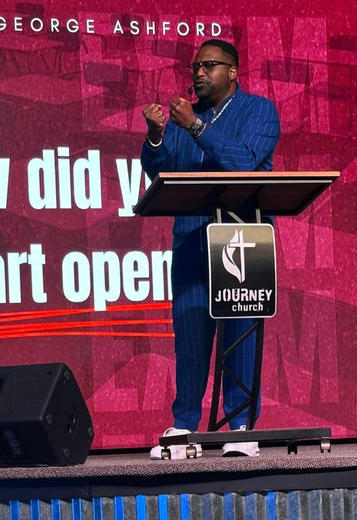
[188, 118, 206, 139]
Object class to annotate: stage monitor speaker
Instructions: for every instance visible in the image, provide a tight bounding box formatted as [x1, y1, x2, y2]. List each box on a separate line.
[0, 363, 94, 466]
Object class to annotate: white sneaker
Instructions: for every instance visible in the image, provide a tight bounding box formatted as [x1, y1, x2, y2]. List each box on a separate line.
[150, 427, 203, 460]
[222, 425, 260, 457]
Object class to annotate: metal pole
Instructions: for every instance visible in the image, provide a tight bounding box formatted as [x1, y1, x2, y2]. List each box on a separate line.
[246, 319, 265, 430]
[208, 320, 225, 431]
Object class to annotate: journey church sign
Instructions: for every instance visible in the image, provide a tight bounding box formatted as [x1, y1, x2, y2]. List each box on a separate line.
[207, 224, 277, 319]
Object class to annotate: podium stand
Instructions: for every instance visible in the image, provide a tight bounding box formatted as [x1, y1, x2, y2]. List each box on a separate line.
[134, 171, 339, 458]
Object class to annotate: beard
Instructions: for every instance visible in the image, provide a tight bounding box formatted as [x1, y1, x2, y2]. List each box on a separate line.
[194, 81, 213, 100]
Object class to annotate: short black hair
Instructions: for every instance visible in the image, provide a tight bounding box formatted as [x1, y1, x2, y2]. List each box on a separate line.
[200, 39, 239, 68]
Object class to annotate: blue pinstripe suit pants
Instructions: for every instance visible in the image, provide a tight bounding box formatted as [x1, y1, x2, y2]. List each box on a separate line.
[171, 225, 261, 432]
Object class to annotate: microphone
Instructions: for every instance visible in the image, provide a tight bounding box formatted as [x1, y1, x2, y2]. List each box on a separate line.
[187, 84, 194, 95]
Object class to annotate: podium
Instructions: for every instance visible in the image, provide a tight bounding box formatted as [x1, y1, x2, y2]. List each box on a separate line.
[134, 171, 339, 458]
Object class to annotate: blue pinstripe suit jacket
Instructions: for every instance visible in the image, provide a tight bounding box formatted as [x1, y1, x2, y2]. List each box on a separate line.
[141, 83, 280, 237]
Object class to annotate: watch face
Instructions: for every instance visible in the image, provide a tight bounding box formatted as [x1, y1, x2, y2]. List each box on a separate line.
[189, 119, 203, 135]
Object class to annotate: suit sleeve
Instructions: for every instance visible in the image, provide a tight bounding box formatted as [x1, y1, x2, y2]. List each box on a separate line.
[140, 119, 176, 181]
[194, 98, 280, 172]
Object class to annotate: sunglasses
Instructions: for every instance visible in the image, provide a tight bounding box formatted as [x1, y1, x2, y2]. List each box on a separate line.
[187, 60, 234, 74]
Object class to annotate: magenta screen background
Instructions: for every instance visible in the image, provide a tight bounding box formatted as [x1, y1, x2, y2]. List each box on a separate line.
[0, 0, 356, 448]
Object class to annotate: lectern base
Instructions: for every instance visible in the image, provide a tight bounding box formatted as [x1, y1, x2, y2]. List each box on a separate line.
[159, 427, 332, 459]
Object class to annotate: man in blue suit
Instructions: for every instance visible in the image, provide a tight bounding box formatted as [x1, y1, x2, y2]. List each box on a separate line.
[141, 39, 280, 459]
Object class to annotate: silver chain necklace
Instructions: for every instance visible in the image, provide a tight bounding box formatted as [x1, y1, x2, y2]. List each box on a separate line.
[208, 94, 236, 126]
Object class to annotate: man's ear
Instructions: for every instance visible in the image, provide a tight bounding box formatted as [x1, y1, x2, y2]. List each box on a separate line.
[229, 66, 238, 81]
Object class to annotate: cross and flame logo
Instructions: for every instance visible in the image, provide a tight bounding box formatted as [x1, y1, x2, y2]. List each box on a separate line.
[222, 229, 256, 283]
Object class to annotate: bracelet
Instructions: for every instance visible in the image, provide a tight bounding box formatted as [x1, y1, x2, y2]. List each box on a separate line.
[146, 135, 162, 148]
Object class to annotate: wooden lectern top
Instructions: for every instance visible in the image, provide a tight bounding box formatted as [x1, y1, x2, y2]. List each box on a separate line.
[133, 171, 340, 217]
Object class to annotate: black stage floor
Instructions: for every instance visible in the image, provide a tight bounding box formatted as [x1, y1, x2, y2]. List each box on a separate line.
[1, 442, 357, 499]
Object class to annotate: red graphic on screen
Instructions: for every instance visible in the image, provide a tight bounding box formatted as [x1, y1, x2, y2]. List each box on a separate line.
[0, 1, 356, 447]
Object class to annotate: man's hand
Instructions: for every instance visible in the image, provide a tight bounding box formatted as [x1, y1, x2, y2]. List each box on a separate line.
[142, 103, 166, 144]
[169, 98, 197, 129]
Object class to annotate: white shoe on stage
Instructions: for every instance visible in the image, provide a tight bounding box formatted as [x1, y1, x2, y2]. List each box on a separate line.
[222, 425, 260, 457]
[150, 427, 203, 460]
